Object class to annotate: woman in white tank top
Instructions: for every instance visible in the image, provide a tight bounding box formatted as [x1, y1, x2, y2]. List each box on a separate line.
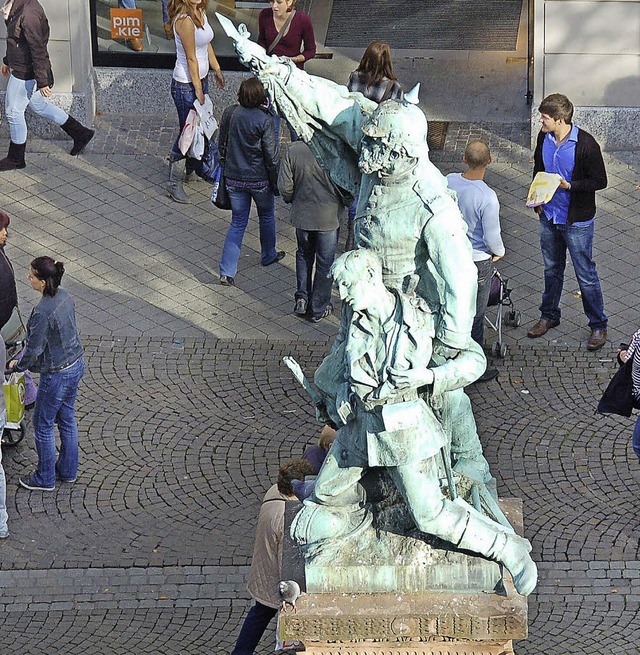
[166, 0, 225, 204]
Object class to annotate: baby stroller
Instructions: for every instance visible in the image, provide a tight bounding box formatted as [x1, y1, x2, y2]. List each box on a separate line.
[1, 307, 27, 447]
[485, 268, 521, 359]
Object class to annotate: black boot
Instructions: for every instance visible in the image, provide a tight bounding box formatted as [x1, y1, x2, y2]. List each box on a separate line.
[60, 116, 95, 155]
[0, 142, 26, 171]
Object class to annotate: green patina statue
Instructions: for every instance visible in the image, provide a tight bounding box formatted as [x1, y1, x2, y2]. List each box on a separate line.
[217, 15, 537, 597]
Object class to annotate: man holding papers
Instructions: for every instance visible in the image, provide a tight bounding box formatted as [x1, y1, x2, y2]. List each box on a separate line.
[527, 93, 608, 351]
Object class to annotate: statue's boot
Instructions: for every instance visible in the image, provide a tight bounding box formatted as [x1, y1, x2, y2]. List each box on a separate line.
[458, 512, 538, 597]
[292, 501, 371, 544]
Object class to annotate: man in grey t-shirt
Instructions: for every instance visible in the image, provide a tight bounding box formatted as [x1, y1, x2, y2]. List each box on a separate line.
[447, 140, 505, 382]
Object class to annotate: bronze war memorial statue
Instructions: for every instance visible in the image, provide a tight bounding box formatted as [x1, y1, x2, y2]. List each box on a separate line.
[217, 13, 537, 655]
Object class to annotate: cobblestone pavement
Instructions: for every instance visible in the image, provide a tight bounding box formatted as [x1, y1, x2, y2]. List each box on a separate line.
[0, 113, 638, 654]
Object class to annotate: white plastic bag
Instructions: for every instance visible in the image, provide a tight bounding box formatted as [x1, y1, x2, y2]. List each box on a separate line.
[194, 95, 218, 139]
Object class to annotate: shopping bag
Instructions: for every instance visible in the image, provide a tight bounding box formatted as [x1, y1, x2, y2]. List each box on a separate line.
[188, 125, 205, 160]
[210, 164, 231, 210]
[178, 109, 199, 156]
[194, 95, 218, 139]
[3, 372, 26, 425]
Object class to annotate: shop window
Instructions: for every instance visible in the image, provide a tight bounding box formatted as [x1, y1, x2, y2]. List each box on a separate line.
[90, 0, 271, 69]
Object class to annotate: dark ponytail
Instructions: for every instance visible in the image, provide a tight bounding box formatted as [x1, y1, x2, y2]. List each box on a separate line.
[31, 256, 64, 297]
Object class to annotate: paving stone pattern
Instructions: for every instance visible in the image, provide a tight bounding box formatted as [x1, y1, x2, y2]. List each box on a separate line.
[0, 114, 638, 654]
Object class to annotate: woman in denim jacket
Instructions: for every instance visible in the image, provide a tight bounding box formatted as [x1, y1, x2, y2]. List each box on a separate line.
[10, 256, 84, 491]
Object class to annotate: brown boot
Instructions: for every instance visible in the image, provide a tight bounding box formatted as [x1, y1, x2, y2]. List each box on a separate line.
[0, 142, 26, 171]
[587, 328, 607, 351]
[527, 317, 560, 338]
[128, 37, 143, 52]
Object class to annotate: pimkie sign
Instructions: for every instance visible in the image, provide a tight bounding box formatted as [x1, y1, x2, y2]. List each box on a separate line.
[110, 8, 143, 40]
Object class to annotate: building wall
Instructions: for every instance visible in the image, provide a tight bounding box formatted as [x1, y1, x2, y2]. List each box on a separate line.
[532, 0, 640, 149]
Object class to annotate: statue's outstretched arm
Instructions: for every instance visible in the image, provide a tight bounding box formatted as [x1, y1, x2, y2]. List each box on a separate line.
[216, 13, 375, 195]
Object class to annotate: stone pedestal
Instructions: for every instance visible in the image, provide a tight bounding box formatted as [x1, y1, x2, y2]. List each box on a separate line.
[282, 499, 529, 655]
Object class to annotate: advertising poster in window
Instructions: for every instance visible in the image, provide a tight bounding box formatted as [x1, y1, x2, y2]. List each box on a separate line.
[93, 0, 268, 60]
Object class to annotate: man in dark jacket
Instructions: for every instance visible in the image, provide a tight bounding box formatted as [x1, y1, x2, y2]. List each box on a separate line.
[0, 0, 94, 171]
[527, 93, 608, 351]
[278, 141, 350, 322]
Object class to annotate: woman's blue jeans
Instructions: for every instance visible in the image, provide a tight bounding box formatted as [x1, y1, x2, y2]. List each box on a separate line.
[170, 77, 209, 172]
[31, 357, 85, 488]
[220, 185, 277, 278]
[0, 443, 8, 537]
[5, 74, 68, 144]
[538, 215, 607, 329]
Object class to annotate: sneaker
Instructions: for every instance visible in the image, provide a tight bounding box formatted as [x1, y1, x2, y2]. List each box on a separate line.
[309, 305, 333, 323]
[0, 531, 9, 540]
[219, 275, 235, 286]
[19, 474, 55, 491]
[262, 251, 286, 267]
[294, 298, 307, 316]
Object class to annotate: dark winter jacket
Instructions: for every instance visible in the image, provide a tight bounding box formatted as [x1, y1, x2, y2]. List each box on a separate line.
[218, 104, 279, 193]
[3, 0, 53, 89]
[0, 246, 18, 330]
[533, 128, 607, 225]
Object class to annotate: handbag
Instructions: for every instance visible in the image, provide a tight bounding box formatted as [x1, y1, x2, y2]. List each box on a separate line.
[211, 107, 237, 210]
[210, 163, 230, 210]
[597, 354, 640, 417]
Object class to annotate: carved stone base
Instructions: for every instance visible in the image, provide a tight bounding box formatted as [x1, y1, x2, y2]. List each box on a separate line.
[297, 640, 514, 655]
[279, 584, 527, 643]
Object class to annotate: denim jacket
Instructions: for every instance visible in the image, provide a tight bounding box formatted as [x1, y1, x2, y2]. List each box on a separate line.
[15, 288, 83, 374]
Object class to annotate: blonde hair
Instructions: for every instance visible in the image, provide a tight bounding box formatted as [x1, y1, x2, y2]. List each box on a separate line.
[318, 425, 336, 450]
[168, 0, 208, 28]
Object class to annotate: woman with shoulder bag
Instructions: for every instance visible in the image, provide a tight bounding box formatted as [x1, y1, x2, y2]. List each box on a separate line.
[618, 329, 640, 460]
[217, 78, 283, 287]
[167, 0, 225, 203]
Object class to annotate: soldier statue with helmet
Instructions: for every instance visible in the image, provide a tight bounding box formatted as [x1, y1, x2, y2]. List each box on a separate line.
[216, 15, 538, 597]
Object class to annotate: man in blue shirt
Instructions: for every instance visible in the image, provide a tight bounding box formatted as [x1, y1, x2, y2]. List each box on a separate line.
[527, 93, 608, 351]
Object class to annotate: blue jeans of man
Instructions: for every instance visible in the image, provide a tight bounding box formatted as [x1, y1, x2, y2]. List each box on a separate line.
[170, 77, 209, 174]
[231, 601, 278, 655]
[538, 215, 607, 329]
[5, 74, 68, 144]
[31, 357, 85, 488]
[472, 258, 493, 346]
[295, 228, 338, 318]
[633, 415, 640, 459]
[220, 185, 277, 278]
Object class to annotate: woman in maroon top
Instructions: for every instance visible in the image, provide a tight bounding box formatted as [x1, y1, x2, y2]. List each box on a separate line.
[257, 0, 316, 69]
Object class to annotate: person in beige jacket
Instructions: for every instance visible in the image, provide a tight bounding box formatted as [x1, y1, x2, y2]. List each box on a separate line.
[231, 459, 315, 655]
